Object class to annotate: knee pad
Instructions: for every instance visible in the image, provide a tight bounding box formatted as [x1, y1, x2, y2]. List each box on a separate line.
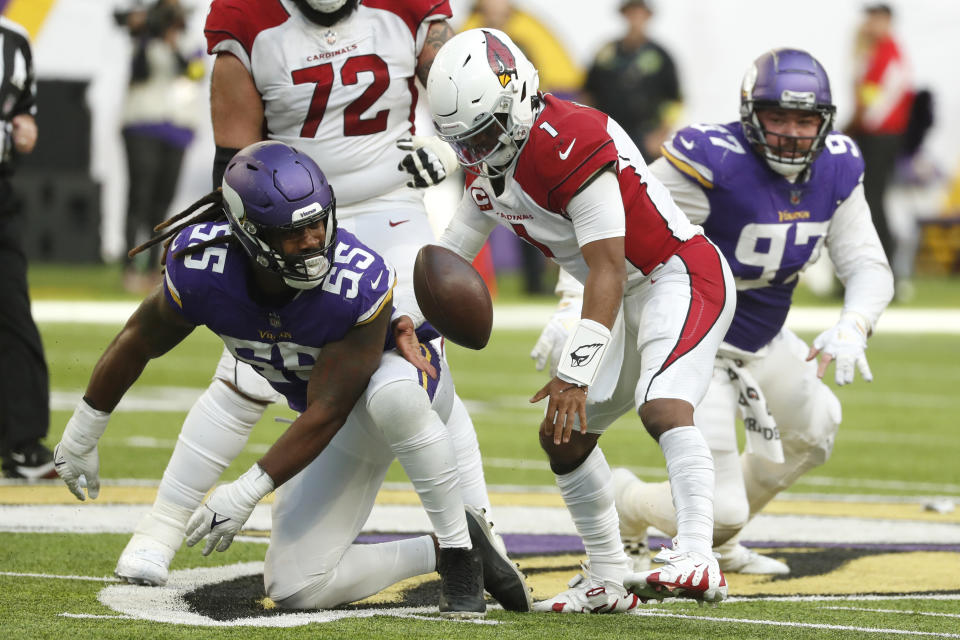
[783, 383, 841, 470]
[366, 379, 440, 448]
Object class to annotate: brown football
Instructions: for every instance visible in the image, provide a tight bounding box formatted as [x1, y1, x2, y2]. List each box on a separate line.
[413, 244, 493, 350]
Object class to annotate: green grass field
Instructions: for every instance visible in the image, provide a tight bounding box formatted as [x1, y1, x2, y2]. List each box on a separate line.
[2, 268, 959, 639]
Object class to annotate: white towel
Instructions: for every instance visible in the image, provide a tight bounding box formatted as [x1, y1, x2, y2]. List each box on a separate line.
[718, 355, 784, 463]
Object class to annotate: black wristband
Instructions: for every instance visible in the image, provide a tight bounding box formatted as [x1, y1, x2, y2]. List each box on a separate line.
[212, 145, 241, 188]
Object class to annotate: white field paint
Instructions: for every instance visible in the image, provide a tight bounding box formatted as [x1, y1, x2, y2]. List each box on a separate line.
[630, 609, 960, 639]
[0, 563, 934, 630]
[3, 503, 960, 544]
[32, 301, 960, 334]
[95, 562, 499, 628]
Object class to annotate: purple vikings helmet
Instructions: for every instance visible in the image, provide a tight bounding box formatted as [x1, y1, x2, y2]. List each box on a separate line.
[222, 141, 337, 290]
[740, 49, 836, 176]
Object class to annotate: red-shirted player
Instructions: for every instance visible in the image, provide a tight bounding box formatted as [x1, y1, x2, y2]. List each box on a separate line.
[427, 28, 737, 610]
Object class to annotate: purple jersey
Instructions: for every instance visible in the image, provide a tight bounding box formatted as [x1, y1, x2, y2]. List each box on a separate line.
[163, 222, 394, 412]
[662, 122, 864, 351]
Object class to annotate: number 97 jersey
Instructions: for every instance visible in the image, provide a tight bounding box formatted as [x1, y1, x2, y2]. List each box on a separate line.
[204, 0, 452, 206]
[659, 121, 865, 352]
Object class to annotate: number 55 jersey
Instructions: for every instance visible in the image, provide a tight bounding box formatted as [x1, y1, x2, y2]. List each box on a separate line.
[654, 122, 891, 353]
[162, 222, 394, 412]
[204, 0, 452, 207]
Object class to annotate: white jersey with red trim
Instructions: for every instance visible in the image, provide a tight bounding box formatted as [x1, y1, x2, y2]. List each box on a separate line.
[205, 0, 451, 206]
[460, 95, 702, 289]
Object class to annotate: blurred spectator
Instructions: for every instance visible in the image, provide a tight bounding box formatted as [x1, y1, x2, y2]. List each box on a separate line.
[847, 3, 914, 272]
[886, 89, 939, 301]
[116, 0, 203, 292]
[0, 17, 54, 479]
[582, 0, 681, 160]
[462, 0, 584, 294]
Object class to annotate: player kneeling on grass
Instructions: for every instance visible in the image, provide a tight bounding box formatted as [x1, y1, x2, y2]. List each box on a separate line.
[53, 141, 530, 616]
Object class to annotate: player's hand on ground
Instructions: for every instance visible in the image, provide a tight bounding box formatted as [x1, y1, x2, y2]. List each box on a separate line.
[397, 136, 458, 188]
[185, 464, 274, 555]
[53, 440, 100, 501]
[531, 376, 588, 445]
[393, 315, 437, 379]
[807, 312, 872, 386]
[530, 300, 581, 376]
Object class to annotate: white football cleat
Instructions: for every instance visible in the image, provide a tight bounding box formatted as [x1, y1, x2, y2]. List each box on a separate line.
[533, 569, 640, 614]
[624, 547, 727, 604]
[115, 534, 177, 586]
[612, 467, 652, 571]
[717, 543, 790, 575]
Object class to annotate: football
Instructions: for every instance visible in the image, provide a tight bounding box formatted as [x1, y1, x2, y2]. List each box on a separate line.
[413, 244, 493, 350]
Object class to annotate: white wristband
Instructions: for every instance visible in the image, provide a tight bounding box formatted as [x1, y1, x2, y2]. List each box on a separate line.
[238, 463, 276, 503]
[556, 318, 611, 388]
[62, 399, 111, 453]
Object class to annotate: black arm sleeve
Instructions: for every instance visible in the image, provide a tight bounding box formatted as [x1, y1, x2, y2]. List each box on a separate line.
[212, 145, 241, 188]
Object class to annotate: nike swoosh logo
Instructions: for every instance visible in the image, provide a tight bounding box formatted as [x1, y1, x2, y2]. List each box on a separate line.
[389, 219, 409, 227]
[679, 136, 695, 150]
[211, 514, 230, 529]
[371, 271, 384, 289]
[558, 139, 576, 160]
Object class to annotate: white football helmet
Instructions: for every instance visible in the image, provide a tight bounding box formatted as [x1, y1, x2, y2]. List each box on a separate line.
[427, 28, 540, 178]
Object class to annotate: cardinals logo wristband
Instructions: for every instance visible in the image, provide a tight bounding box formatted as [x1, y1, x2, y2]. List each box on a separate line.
[556, 318, 611, 388]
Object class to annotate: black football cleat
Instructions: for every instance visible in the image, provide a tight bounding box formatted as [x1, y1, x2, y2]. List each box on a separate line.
[465, 505, 533, 612]
[437, 546, 485, 618]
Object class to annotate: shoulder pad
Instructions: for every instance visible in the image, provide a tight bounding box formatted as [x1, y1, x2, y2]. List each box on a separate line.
[515, 98, 617, 211]
[362, 0, 452, 37]
[205, 0, 290, 56]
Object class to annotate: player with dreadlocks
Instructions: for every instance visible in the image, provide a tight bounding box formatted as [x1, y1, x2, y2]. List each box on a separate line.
[54, 141, 531, 615]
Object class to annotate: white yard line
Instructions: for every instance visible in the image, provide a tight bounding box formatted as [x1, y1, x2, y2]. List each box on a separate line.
[632, 609, 960, 638]
[822, 606, 960, 618]
[3, 503, 959, 544]
[0, 570, 120, 582]
[32, 300, 960, 333]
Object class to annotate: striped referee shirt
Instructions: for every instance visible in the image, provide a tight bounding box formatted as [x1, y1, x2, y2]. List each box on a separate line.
[0, 16, 36, 168]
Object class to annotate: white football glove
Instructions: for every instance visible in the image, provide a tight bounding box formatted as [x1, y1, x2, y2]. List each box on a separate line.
[397, 136, 459, 188]
[54, 400, 110, 501]
[530, 296, 583, 377]
[809, 311, 872, 386]
[185, 463, 274, 555]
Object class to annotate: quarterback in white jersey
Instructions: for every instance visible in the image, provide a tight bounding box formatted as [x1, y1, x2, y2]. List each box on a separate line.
[427, 29, 736, 610]
[113, 0, 497, 591]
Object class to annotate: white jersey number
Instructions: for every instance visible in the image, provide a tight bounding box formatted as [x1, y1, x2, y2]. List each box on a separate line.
[734, 221, 830, 288]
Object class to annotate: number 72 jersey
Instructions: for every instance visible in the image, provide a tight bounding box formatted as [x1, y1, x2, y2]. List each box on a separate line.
[659, 121, 865, 351]
[204, 0, 452, 206]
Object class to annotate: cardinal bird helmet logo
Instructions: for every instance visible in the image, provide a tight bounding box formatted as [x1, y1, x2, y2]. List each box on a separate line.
[484, 30, 517, 88]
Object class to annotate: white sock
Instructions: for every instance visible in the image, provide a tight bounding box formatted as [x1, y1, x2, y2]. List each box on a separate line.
[659, 426, 714, 557]
[554, 446, 628, 581]
[367, 381, 470, 549]
[276, 535, 436, 609]
[446, 394, 493, 516]
[155, 379, 265, 516]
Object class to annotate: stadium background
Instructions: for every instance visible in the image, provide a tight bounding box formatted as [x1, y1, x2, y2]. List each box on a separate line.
[6, 0, 960, 267]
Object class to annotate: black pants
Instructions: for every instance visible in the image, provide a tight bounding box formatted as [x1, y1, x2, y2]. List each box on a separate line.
[123, 130, 186, 269]
[854, 133, 902, 263]
[0, 178, 49, 450]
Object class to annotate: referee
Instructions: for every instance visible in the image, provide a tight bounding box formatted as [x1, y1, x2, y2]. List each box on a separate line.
[0, 16, 52, 479]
